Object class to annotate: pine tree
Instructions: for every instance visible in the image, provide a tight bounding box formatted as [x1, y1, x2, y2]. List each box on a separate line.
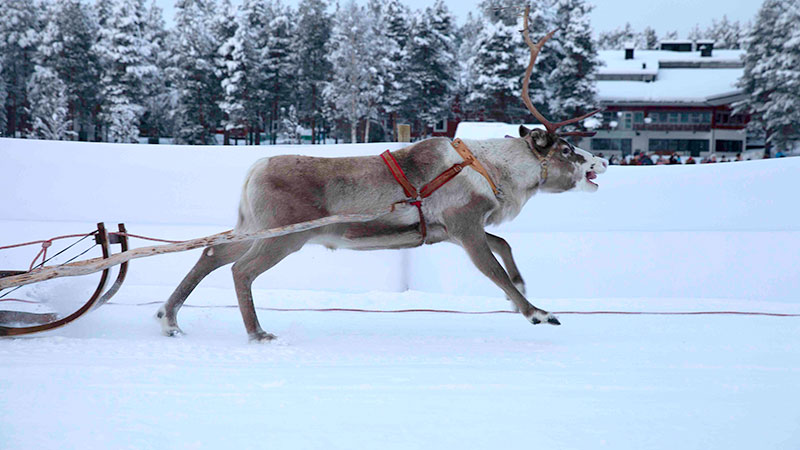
[455, 12, 483, 120]
[687, 24, 705, 42]
[172, 0, 223, 144]
[381, 0, 410, 139]
[467, 20, 522, 122]
[707, 15, 743, 49]
[218, 0, 267, 144]
[524, 0, 558, 120]
[403, 1, 457, 135]
[737, 0, 800, 151]
[323, 0, 371, 143]
[95, 0, 158, 143]
[280, 104, 301, 144]
[138, 1, 171, 143]
[547, 0, 599, 127]
[37, 0, 101, 140]
[661, 30, 678, 42]
[362, 0, 397, 142]
[263, 0, 296, 144]
[0, 61, 7, 135]
[597, 22, 637, 50]
[0, 0, 40, 136]
[642, 27, 659, 50]
[27, 66, 75, 140]
[292, 0, 331, 144]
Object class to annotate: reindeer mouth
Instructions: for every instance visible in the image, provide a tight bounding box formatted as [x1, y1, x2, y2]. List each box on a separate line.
[586, 171, 598, 187]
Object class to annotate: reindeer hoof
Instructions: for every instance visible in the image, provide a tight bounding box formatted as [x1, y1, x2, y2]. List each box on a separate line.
[249, 331, 277, 343]
[164, 327, 185, 337]
[529, 312, 561, 326]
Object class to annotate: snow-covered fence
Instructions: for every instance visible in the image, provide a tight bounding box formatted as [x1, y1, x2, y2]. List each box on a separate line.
[1, 138, 798, 302]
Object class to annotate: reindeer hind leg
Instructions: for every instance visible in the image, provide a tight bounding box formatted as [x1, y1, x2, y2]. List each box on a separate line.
[231, 232, 311, 342]
[157, 241, 251, 336]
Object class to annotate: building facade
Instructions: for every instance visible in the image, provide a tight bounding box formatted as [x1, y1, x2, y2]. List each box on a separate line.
[578, 44, 749, 158]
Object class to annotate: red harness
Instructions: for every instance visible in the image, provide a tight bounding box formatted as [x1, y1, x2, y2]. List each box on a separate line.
[380, 140, 499, 242]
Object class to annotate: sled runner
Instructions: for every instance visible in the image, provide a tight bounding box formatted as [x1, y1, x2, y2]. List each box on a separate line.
[0, 223, 129, 336]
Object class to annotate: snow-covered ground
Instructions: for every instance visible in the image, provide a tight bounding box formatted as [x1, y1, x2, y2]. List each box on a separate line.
[1, 138, 799, 449]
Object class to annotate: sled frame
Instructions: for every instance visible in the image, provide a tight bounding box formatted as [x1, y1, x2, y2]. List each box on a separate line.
[0, 223, 129, 337]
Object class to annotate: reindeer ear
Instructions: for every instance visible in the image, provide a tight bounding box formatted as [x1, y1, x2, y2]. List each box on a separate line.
[519, 125, 531, 137]
[529, 129, 550, 149]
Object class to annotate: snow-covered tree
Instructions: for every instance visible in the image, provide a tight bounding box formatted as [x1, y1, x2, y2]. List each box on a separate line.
[218, 0, 267, 144]
[381, 0, 411, 139]
[323, 0, 371, 143]
[27, 66, 75, 140]
[597, 23, 637, 50]
[737, 0, 800, 151]
[707, 15, 743, 49]
[661, 30, 679, 42]
[547, 0, 599, 126]
[95, 0, 158, 142]
[523, 1, 559, 120]
[292, 0, 331, 144]
[687, 24, 705, 42]
[37, 0, 101, 140]
[138, 1, 172, 143]
[0, 61, 7, 134]
[403, 1, 457, 135]
[263, 0, 296, 144]
[467, 20, 522, 122]
[361, 0, 398, 142]
[280, 104, 301, 144]
[171, 0, 223, 144]
[642, 27, 659, 50]
[0, 0, 40, 136]
[455, 12, 482, 116]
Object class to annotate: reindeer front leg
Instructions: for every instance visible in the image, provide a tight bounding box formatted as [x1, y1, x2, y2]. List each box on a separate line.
[444, 210, 559, 326]
[486, 232, 526, 296]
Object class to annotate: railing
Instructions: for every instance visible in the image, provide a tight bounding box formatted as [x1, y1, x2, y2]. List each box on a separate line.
[633, 123, 711, 132]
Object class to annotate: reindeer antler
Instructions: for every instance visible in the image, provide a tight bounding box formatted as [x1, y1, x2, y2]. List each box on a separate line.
[521, 5, 600, 137]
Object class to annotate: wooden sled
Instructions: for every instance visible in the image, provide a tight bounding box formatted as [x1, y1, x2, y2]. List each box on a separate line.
[0, 209, 397, 337]
[0, 223, 129, 336]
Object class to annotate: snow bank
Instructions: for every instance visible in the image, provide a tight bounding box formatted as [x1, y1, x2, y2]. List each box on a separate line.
[2, 138, 798, 301]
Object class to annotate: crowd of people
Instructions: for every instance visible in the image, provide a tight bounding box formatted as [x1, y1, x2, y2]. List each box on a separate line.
[600, 150, 788, 166]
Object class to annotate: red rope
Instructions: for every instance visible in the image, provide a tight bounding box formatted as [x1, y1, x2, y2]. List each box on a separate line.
[111, 302, 800, 317]
[0, 233, 93, 251]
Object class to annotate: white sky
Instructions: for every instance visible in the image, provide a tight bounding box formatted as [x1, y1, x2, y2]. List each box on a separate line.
[154, 0, 761, 37]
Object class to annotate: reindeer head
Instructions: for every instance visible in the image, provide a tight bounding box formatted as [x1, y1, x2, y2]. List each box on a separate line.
[518, 125, 608, 193]
[517, 6, 608, 193]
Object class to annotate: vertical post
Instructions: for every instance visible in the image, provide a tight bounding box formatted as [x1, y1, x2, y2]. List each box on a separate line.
[397, 124, 411, 143]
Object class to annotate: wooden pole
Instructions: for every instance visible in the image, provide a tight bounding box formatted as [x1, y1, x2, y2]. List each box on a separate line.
[0, 210, 397, 291]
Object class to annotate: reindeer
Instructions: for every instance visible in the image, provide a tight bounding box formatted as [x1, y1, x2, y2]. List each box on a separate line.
[156, 12, 608, 342]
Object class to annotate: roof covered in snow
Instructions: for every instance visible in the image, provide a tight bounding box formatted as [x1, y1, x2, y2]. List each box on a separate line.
[596, 49, 745, 105]
[454, 122, 544, 140]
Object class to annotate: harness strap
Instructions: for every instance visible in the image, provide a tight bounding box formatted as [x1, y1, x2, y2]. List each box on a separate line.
[451, 139, 500, 196]
[532, 146, 558, 183]
[381, 151, 427, 240]
[380, 141, 500, 243]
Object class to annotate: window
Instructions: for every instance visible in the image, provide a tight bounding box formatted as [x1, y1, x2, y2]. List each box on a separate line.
[634, 112, 644, 123]
[716, 140, 743, 153]
[649, 139, 709, 156]
[433, 119, 447, 133]
[680, 113, 689, 123]
[592, 138, 632, 154]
